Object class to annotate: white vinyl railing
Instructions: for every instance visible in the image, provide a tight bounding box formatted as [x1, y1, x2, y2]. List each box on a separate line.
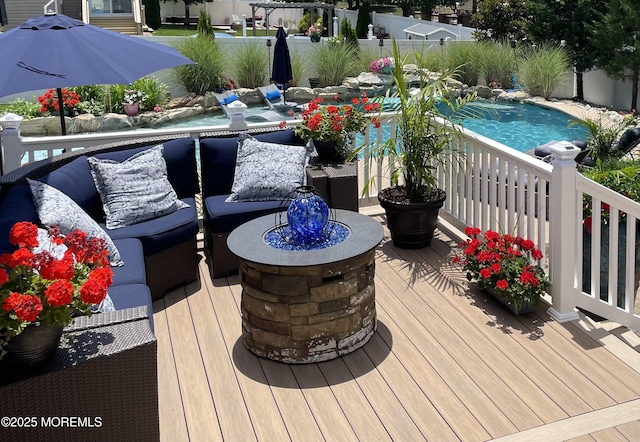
[1, 115, 639, 330]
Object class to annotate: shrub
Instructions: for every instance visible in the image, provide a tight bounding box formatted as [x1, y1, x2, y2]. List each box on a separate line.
[132, 77, 168, 110]
[481, 40, 517, 89]
[197, 9, 214, 38]
[297, 12, 314, 34]
[413, 44, 446, 73]
[69, 85, 107, 115]
[143, 0, 161, 30]
[173, 36, 226, 95]
[446, 42, 483, 86]
[571, 113, 636, 163]
[313, 41, 359, 87]
[339, 17, 359, 52]
[357, 47, 383, 75]
[289, 51, 306, 87]
[102, 77, 167, 114]
[518, 43, 569, 99]
[3, 98, 43, 119]
[233, 41, 269, 89]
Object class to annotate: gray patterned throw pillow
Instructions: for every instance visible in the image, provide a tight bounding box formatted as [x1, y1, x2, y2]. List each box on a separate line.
[226, 134, 310, 202]
[88, 145, 188, 229]
[27, 179, 124, 266]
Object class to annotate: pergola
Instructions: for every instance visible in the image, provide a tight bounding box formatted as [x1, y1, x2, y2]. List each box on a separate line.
[248, 2, 335, 37]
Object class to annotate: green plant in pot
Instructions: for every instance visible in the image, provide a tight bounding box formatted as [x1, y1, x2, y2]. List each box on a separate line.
[352, 39, 476, 248]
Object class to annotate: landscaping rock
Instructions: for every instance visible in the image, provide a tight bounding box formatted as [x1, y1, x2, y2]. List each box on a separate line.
[236, 88, 262, 105]
[288, 87, 315, 102]
[100, 113, 134, 131]
[475, 85, 493, 99]
[19, 116, 72, 136]
[166, 93, 196, 109]
[71, 114, 100, 133]
[203, 91, 217, 110]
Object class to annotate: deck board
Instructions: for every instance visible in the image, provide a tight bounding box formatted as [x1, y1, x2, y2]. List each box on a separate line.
[290, 364, 359, 441]
[154, 218, 640, 441]
[185, 267, 256, 442]
[153, 298, 189, 442]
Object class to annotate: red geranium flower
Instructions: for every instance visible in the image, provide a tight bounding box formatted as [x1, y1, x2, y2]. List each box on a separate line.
[12, 294, 44, 322]
[0, 221, 113, 351]
[45, 280, 74, 307]
[9, 221, 39, 248]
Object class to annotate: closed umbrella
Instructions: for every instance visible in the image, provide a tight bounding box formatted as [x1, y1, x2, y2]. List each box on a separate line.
[0, 13, 196, 134]
[271, 27, 293, 100]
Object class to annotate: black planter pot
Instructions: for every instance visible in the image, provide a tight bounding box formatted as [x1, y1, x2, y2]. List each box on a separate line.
[378, 186, 447, 249]
[1, 323, 63, 372]
[313, 139, 346, 163]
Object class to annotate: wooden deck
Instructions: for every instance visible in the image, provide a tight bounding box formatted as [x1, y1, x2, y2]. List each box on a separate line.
[153, 210, 640, 441]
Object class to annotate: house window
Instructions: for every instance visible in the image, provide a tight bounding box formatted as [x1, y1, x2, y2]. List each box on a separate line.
[90, 0, 133, 15]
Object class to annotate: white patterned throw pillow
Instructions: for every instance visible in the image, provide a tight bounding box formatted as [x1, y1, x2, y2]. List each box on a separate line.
[226, 134, 310, 202]
[27, 179, 124, 266]
[88, 145, 189, 229]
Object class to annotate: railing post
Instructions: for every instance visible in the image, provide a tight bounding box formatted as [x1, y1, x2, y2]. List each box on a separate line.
[547, 143, 581, 323]
[1, 128, 24, 174]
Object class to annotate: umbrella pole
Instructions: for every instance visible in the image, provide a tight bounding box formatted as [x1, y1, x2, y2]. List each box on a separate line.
[56, 88, 67, 135]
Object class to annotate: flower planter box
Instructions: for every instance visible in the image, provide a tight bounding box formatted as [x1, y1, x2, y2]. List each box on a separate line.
[485, 286, 535, 315]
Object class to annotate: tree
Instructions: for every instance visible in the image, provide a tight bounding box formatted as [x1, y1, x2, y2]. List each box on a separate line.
[392, 0, 458, 19]
[162, 0, 213, 26]
[471, 0, 528, 42]
[525, 0, 605, 101]
[356, 2, 372, 39]
[340, 17, 360, 52]
[591, 0, 640, 110]
[143, 0, 161, 30]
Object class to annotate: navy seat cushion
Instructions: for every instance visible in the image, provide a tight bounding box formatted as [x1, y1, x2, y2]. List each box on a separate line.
[104, 197, 198, 255]
[111, 238, 146, 286]
[203, 195, 284, 232]
[107, 284, 154, 331]
[36, 155, 102, 219]
[94, 137, 199, 199]
[0, 185, 40, 254]
[200, 130, 305, 197]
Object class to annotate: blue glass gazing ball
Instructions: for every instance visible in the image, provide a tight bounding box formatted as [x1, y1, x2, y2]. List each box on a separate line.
[287, 186, 329, 246]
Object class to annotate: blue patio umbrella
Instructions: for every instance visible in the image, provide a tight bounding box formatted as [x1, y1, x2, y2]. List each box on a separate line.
[271, 27, 293, 98]
[0, 13, 195, 135]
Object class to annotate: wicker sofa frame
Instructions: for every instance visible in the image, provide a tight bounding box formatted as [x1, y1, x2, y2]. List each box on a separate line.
[0, 307, 158, 442]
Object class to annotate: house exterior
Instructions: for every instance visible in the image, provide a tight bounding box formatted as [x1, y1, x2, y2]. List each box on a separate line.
[1, 0, 142, 34]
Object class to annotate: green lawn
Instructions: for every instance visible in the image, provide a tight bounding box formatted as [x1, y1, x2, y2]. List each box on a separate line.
[152, 24, 271, 37]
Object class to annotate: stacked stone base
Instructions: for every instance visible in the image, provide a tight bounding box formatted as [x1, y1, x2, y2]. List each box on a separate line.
[240, 249, 377, 363]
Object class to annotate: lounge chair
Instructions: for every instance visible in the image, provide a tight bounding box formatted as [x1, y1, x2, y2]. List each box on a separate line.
[214, 91, 244, 118]
[530, 139, 589, 164]
[213, 90, 287, 123]
[257, 84, 299, 114]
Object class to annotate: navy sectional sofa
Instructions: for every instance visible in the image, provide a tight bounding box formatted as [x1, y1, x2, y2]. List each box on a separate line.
[0, 136, 201, 323]
[0, 129, 314, 318]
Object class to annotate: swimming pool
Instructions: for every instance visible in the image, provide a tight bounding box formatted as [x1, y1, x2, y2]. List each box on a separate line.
[450, 101, 588, 152]
[158, 100, 588, 154]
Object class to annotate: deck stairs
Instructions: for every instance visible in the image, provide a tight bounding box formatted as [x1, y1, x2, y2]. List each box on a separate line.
[89, 16, 140, 35]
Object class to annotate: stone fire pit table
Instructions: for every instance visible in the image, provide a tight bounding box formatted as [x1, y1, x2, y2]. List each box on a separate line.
[228, 210, 384, 363]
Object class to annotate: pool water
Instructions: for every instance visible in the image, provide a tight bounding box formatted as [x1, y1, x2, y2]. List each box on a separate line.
[449, 101, 588, 152]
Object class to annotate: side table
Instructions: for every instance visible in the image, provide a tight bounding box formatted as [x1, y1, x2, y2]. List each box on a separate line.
[0, 307, 158, 442]
[306, 158, 358, 211]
